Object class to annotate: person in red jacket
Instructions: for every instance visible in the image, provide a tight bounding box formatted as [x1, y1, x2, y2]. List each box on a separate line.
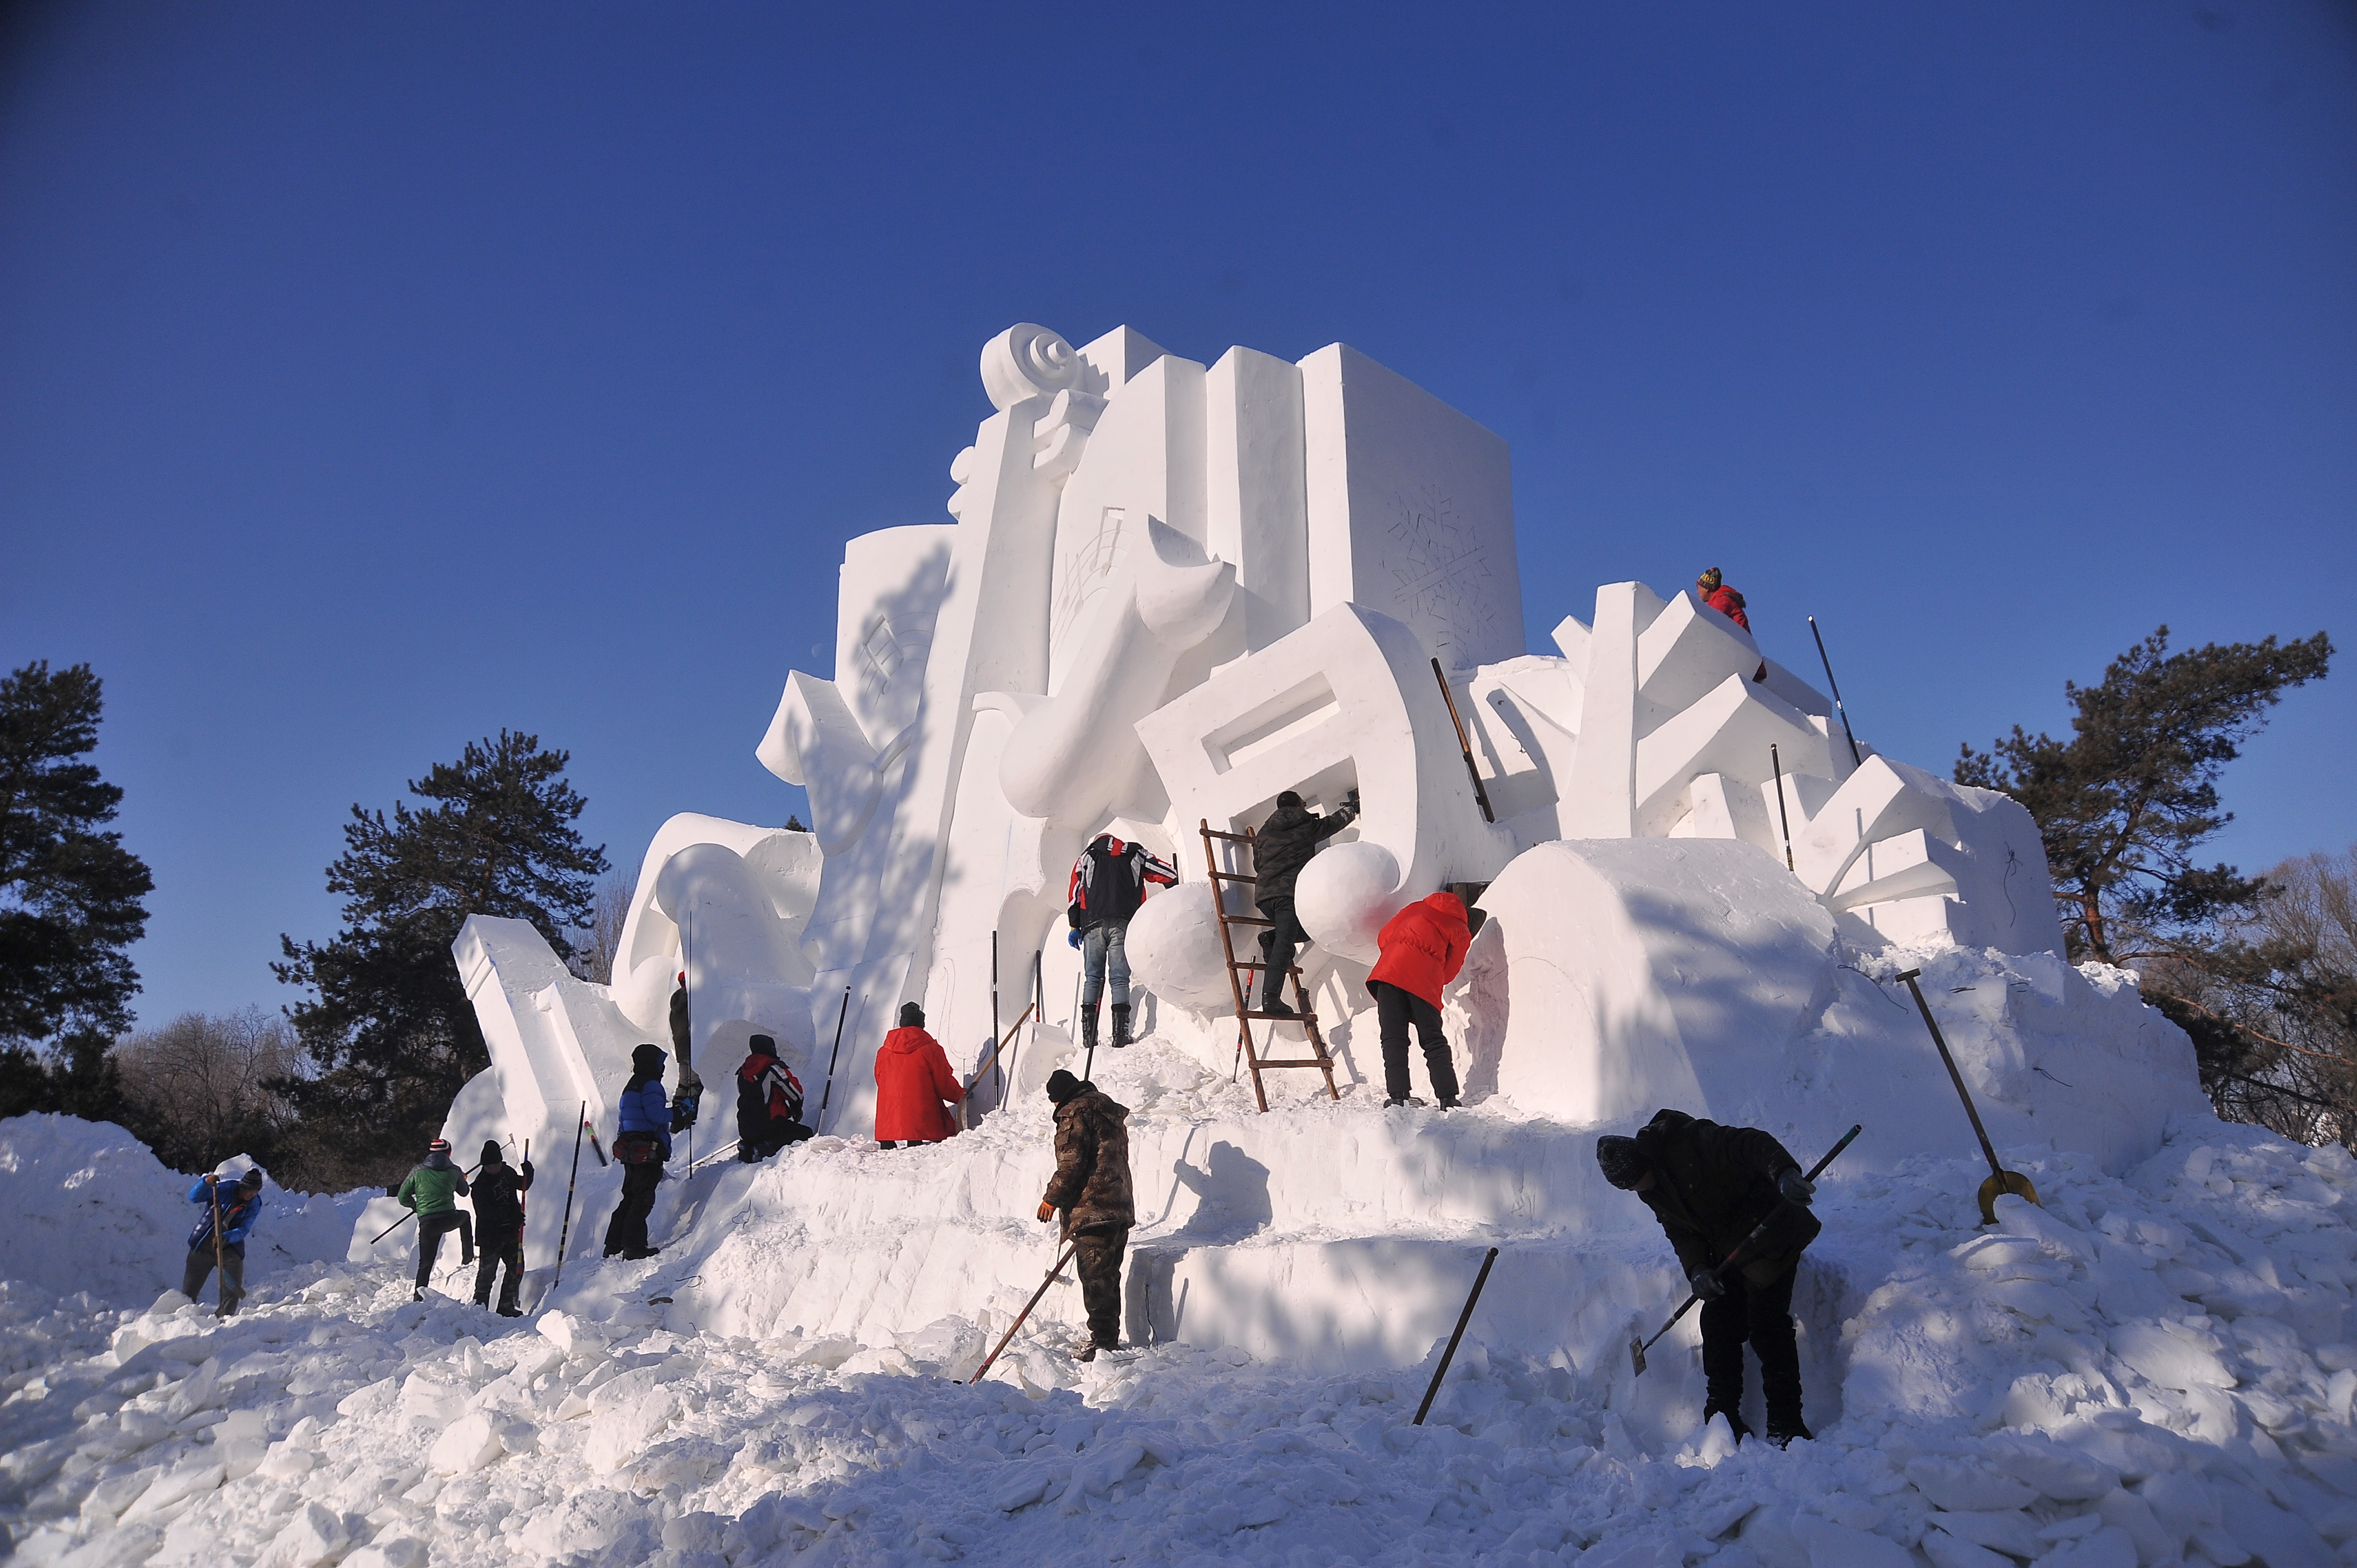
[1367, 891, 1471, 1109]
[1697, 568, 1771, 683]
[873, 1002, 964, 1147]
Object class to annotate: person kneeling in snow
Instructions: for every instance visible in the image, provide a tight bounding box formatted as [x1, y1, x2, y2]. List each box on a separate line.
[397, 1138, 475, 1300]
[737, 1034, 814, 1160]
[873, 1003, 965, 1148]
[603, 1043, 673, 1260]
[181, 1167, 265, 1317]
[1038, 1069, 1134, 1361]
[470, 1141, 533, 1316]
[1367, 890, 1470, 1108]
[1597, 1110, 1820, 1447]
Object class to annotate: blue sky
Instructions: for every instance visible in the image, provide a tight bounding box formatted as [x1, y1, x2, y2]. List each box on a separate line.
[3, 2, 2352, 1029]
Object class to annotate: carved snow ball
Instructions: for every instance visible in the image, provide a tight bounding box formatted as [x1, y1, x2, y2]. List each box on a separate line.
[1124, 882, 1237, 1014]
[1294, 840, 1404, 967]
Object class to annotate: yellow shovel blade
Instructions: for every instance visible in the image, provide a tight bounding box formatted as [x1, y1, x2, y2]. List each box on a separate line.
[1977, 1169, 2041, 1226]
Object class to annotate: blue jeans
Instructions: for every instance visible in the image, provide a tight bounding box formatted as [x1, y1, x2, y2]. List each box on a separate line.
[1082, 921, 1129, 1008]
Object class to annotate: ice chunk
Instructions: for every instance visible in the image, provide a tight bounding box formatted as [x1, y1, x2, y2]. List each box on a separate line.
[2215, 1481, 2334, 1568]
[2108, 1322, 2234, 1391]
[1792, 1513, 1912, 1568]
[1905, 1456, 2037, 1512]
[1987, 1432, 2121, 1501]
[2033, 1524, 2135, 1568]
[426, 1411, 503, 1476]
[269, 1502, 352, 1568]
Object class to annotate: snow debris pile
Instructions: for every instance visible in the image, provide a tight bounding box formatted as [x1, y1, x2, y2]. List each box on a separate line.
[7, 1094, 2357, 1566]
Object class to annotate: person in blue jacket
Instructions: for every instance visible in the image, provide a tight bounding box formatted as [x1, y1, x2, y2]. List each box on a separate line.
[181, 1167, 265, 1317]
[603, 1042, 673, 1260]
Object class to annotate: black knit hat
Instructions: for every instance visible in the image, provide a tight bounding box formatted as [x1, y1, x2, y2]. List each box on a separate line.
[481, 1139, 503, 1165]
[748, 1034, 776, 1055]
[632, 1043, 666, 1074]
[1596, 1135, 1650, 1190]
[1045, 1069, 1085, 1105]
[898, 1002, 924, 1028]
[1276, 791, 1304, 809]
[238, 1167, 265, 1188]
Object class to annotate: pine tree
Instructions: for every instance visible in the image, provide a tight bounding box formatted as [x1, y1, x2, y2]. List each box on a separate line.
[275, 731, 608, 1184]
[1958, 626, 2331, 964]
[0, 661, 153, 1050]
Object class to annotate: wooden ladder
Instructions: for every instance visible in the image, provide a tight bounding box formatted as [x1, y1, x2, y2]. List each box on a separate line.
[1198, 818, 1342, 1112]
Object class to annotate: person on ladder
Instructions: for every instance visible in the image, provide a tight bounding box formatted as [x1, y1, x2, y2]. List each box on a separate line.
[1251, 788, 1359, 1015]
[1067, 832, 1178, 1053]
[1367, 890, 1470, 1108]
[1596, 1109, 1821, 1446]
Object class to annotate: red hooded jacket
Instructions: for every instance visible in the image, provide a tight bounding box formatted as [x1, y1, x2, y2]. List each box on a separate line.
[873, 1027, 963, 1143]
[1367, 892, 1471, 1008]
[1702, 584, 1751, 632]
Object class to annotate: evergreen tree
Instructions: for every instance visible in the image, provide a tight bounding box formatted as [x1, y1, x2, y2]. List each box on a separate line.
[0, 661, 153, 1049]
[275, 731, 607, 1184]
[1957, 626, 2331, 964]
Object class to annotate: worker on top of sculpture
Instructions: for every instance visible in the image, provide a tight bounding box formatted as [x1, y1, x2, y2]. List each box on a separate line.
[1068, 834, 1179, 1053]
[1367, 891, 1471, 1109]
[1697, 568, 1770, 684]
[603, 1043, 672, 1260]
[873, 1002, 964, 1148]
[1037, 1067, 1134, 1361]
[1597, 1110, 1820, 1447]
[1252, 788, 1361, 1016]
[737, 1034, 814, 1161]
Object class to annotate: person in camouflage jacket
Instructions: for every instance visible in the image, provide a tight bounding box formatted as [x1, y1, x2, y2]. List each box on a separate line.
[1037, 1069, 1133, 1358]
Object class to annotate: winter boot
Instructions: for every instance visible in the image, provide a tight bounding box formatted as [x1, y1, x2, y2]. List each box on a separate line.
[1110, 1003, 1133, 1049]
[1767, 1416, 1812, 1448]
[1707, 1407, 1756, 1445]
[1080, 1005, 1100, 1055]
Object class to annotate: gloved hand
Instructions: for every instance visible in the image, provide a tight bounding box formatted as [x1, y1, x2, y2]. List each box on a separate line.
[1690, 1268, 1727, 1302]
[1345, 788, 1361, 811]
[520, 1160, 534, 1180]
[1777, 1169, 1816, 1206]
[1038, 1200, 1057, 1223]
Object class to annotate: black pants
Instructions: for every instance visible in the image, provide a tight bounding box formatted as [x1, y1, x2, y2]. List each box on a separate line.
[475, 1238, 526, 1311]
[604, 1162, 663, 1256]
[1254, 897, 1309, 1009]
[416, 1211, 468, 1288]
[181, 1241, 245, 1313]
[1072, 1227, 1129, 1349]
[1700, 1262, 1802, 1431]
[1371, 980, 1459, 1103]
[739, 1120, 814, 1162]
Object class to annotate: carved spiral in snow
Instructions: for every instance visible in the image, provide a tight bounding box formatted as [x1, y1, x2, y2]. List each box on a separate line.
[979, 323, 1080, 411]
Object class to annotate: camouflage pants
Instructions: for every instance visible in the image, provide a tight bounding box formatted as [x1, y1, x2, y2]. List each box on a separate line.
[1071, 1227, 1129, 1349]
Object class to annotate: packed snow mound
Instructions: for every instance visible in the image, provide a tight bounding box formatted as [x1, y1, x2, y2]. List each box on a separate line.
[6, 1111, 2357, 1567]
[0, 1115, 358, 1312]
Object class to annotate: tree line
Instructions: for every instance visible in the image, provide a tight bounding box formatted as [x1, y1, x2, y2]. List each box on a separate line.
[1, 623, 2344, 1188]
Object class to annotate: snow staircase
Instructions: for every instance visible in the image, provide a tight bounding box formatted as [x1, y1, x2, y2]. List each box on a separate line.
[1197, 818, 1342, 1112]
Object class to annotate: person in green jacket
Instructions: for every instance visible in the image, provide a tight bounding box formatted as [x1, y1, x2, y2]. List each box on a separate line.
[395, 1137, 473, 1301]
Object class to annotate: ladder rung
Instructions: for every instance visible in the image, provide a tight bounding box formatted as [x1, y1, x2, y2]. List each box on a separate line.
[1208, 870, 1258, 883]
[1222, 916, 1274, 927]
[1253, 1057, 1331, 1068]
[1242, 1010, 1318, 1022]
[1200, 828, 1254, 843]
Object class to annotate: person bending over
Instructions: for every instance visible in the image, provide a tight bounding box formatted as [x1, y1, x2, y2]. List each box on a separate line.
[1367, 891, 1470, 1108]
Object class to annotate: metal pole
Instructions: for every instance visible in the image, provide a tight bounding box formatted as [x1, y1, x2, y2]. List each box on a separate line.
[209, 1177, 227, 1311]
[1414, 1247, 1500, 1425]
[1771, 743, 1796, 872]
[816, 986, 851, 1134]
[1808, 616, 1863, 768]
[552, 1103, 586, 1291]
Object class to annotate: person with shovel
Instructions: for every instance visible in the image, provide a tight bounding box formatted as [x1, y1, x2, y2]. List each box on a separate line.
[1037, 1068, 1133, 1361]
[1597, 1108, 1820, 1447]
[395, 1137, 475, 1299]
[469, 1140, 533, 1316]
[180, 1167, 265, 1317]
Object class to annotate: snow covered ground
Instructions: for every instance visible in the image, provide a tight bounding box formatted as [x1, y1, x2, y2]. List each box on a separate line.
[8, 1067, 2357, 1565]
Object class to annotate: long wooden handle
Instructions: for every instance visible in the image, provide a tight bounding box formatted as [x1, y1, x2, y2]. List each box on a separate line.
[963, 1002, 1038, 1098]
[969, 1240, 1077, 1384]
[1432, 659, 1496, 823]
[1415, 1247, 1500, 1424]
[1898, 970, 2005, 1179]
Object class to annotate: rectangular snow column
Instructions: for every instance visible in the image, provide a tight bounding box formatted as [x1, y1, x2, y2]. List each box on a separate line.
[1298, 343, 1525, 673]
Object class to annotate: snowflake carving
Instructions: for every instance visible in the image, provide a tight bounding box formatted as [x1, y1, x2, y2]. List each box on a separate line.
[1384, 484, 1498, 658]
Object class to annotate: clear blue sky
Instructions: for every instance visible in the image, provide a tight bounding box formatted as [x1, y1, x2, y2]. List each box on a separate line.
[4, 3, 2351, 1030]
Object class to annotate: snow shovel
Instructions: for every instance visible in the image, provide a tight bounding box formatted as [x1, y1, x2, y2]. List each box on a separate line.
[1896, 968, 2040, 1225]
[969, 1239, 1078, 1385]
[1630, 1123, 1860, 1376]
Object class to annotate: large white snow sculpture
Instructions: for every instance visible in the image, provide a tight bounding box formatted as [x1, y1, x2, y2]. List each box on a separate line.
[440, 318, 2201, 1370]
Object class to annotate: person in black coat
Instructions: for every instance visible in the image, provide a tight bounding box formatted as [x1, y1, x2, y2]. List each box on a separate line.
[1597, 1108, 1820, 1447]
[1250, 788, 1358, 1014]
[735, 1034, 814, 1161]
[469, 1141, 534, 1316]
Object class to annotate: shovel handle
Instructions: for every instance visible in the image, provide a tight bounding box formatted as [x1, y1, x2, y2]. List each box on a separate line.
[1897, 969, 2006, 1182]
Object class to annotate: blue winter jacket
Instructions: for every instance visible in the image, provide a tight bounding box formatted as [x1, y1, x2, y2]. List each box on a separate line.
[617, 1075, 673, 1161]
[186, 1179, 263, 1248]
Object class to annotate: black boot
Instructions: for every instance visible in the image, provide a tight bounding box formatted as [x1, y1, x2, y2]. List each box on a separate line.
[1110, 1003, 1132, 1049]
[1080, 1006, 1099, 1055]
[1766, 1416, 1812, 1448]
